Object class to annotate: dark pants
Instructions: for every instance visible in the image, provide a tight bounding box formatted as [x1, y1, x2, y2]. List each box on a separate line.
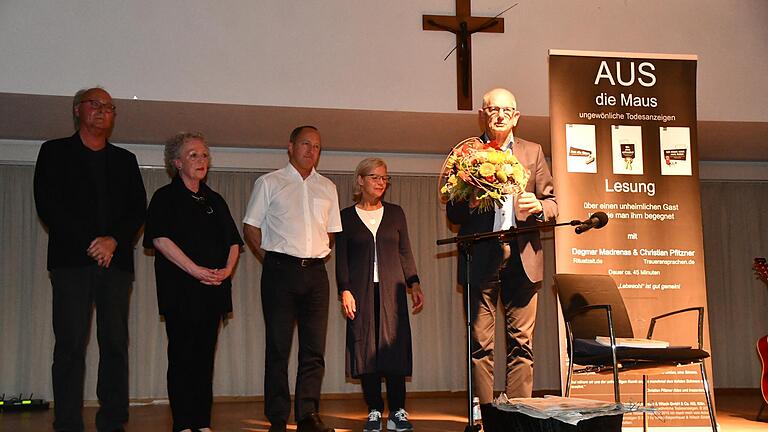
[359, 283, 406, 413]
[467, 243, 538, 403]
[164, 310, 221, 432]
[361, 374, 406, 413]
[51, 265, 132, 432]
[261, 252, 330, 425]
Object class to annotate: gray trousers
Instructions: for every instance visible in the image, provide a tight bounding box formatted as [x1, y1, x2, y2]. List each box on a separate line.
[468, 247, 539, 404]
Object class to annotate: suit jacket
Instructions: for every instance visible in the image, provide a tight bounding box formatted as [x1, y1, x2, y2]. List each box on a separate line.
[446, 137, 557, 286]
[336, 202, 420, 377]
[34, 133, 147, 272]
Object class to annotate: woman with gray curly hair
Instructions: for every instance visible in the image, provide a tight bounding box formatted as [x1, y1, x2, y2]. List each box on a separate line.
[144, 132, 243, 432]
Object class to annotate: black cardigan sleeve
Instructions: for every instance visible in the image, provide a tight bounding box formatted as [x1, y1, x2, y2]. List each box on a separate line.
[395, 205, 420, 287]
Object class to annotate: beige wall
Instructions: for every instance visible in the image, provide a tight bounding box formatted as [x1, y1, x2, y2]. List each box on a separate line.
[0, 1, 767, 122]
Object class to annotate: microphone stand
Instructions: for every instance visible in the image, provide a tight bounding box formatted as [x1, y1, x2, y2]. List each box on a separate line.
[437, 218, 582, 247]
[436, 218, 581, 432]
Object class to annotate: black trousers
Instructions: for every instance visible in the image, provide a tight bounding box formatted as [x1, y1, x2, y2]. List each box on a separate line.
[359, 283, 406, 413]
[261, 253, 330, 424]
[164, 310, 221, 432]
[361, 374, 406, 413]
[50, 265, 132, 432]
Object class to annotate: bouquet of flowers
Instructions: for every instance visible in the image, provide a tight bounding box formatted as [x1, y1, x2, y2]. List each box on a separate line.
[440, 137, 529, 213]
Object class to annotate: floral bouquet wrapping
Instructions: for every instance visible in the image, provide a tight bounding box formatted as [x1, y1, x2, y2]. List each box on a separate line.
[440, 137, 529, 213]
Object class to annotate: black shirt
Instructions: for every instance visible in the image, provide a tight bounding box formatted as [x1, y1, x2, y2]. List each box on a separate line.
[144, 175, 243, 316]
[85, 147, 109, 232]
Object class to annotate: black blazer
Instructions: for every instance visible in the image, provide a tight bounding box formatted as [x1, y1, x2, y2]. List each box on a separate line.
[34, 133, 146, 272]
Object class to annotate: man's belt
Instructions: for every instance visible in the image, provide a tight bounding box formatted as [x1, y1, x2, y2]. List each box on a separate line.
[267, 251, 325, 268]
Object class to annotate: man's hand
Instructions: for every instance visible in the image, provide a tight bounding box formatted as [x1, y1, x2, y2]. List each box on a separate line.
[341, 290, 356, 320]
[516, 192, 542, 219]
[243, 224, 264, 260]
[87, 236, 117, 268]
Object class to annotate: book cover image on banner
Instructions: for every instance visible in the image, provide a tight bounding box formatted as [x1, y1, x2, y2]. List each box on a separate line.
[566, 123, 597, 173]
[660, 126, 692, 176]
[611, 125, 644, 175]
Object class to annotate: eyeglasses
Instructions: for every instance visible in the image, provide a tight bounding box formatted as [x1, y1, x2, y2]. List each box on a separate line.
[185, 152, 209, 162]
[365, 174, 392, 183]
[483, 106, 516, 116]
[190, 194, 214, 214]
[79, 99, 117, 113]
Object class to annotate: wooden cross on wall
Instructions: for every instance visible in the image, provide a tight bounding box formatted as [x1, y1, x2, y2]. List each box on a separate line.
[423, 0, 505, 110]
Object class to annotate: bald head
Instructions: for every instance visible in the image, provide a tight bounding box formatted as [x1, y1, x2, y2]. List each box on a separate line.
[479, 88, 520, 142]
[482, 88, 517, 109]
[73, 87, 115, 136]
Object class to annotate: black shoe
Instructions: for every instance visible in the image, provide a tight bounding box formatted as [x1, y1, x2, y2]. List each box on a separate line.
[297, 412, 335, 432]
[363, 409, 383, 432]
[386, 409, 413, 431]
[268, 421, 287, 432]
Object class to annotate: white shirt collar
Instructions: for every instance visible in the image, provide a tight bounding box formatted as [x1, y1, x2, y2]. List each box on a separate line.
[286, 162, 317, 181]
[482, 132, 515, 151]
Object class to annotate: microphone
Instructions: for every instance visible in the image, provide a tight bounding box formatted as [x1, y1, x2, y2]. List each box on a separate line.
[575, 212, 609, 234]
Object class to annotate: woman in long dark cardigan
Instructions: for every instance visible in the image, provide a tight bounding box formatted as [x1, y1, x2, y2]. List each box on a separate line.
[336, 158, 424, 432]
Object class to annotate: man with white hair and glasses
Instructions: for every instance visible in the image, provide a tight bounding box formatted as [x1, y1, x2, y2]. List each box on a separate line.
[34, 87, 146, 432]
[446, 88, 557, 430]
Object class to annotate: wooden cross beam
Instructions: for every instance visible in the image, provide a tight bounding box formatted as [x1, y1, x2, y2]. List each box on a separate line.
[423, 0, 505, 110]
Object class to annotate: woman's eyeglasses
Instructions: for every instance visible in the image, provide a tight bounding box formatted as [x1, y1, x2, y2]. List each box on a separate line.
[365, 174, 392, 183]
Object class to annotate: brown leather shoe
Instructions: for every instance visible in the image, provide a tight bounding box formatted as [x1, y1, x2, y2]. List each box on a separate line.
[297, 413, 334, 432]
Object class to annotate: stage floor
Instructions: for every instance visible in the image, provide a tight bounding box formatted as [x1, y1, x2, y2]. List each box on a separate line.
[1, 390, 765, 431]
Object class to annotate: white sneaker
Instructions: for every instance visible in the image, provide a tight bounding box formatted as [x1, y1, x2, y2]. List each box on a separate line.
[364, 408, 383, 432]
[387, 408, 413, 431]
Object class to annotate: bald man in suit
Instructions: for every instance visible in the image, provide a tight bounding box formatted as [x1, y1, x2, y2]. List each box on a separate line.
[446, 88, 557, 428]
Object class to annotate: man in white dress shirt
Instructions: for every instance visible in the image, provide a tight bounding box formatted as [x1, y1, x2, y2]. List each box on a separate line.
[243, 126, 342, 432]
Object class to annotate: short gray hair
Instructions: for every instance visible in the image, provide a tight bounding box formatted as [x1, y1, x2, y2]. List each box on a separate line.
[164, 131, 209, 177]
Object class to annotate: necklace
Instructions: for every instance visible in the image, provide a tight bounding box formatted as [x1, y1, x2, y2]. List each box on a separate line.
[357, 205, 382, 226]
[190, 194, 214, 214]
